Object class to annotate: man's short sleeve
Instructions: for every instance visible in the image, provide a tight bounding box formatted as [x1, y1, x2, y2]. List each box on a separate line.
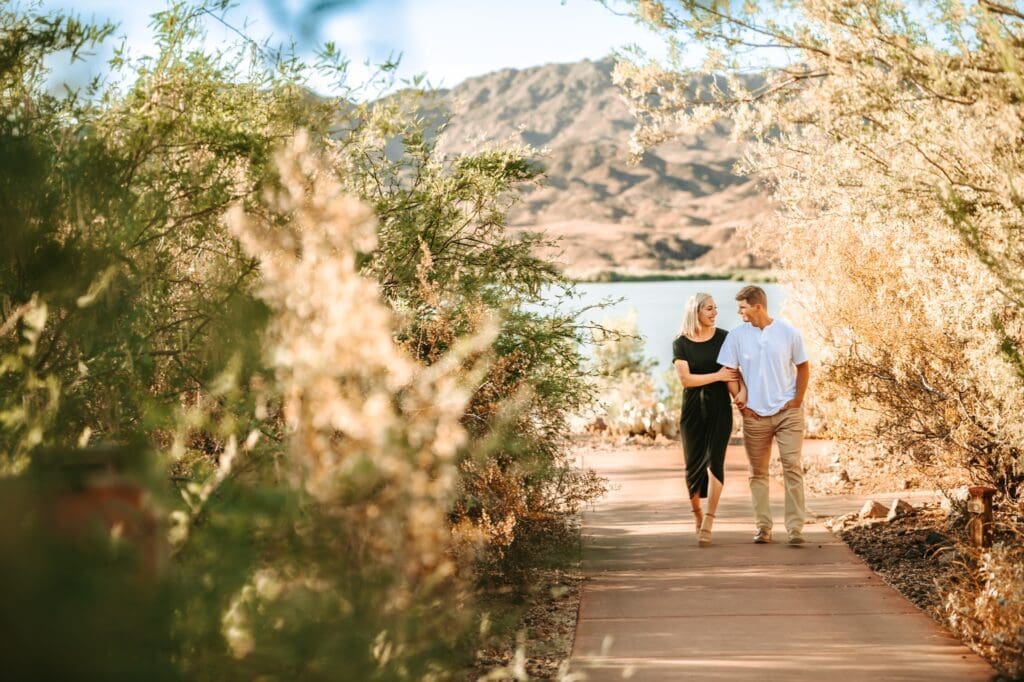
[792, 328, 809, 365]
[716, 331, 739, 368]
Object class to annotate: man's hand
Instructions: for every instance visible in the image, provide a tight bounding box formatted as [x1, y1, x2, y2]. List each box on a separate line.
[733, 387, 747, 410]
[784, 399, 803, 410]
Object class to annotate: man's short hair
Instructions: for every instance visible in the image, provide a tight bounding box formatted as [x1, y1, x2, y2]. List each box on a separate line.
[736, 285, 768, 308]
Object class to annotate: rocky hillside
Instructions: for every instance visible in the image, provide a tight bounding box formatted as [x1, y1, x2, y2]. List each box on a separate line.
[433, 58, 771, 279]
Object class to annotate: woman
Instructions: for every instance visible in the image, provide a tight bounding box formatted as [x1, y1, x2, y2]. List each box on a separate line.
[672, 293, 740, 547]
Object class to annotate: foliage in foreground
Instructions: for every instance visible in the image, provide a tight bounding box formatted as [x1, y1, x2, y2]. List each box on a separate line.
[0, 3, 601, 678]
[608, 0, 1024, 673]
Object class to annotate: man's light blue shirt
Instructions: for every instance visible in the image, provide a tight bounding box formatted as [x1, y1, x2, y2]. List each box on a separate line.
[717, 318, 808, 417]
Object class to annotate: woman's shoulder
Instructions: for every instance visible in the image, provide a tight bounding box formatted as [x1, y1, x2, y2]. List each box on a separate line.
[671, 335, 687, 360]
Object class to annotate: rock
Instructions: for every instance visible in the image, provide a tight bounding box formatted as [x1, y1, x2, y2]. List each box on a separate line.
[829, 469, 851, 488]
[886, 498, 915, 521]
[859, 500, 888, 519]
[940, 486, 970, 513]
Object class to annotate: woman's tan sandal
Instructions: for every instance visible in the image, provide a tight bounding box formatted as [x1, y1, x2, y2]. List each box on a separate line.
[698, 513, 715, 547]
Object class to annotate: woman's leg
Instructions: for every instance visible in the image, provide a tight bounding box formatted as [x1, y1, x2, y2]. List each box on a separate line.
[706, 417, 728, 517]
[690, 492, 704, 534]
[705, 470, 724, 517]
[699, 397, 732, 546]
[681, 407, 708, 534]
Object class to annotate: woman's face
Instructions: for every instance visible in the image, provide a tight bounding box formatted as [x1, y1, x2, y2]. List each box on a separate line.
[698, 298, 718, 327]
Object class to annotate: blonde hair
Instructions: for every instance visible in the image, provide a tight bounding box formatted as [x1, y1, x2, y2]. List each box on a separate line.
[680, 292, 713, 338]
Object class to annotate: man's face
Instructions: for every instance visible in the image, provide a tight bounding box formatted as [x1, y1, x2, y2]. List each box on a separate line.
[738, 300, 753, 322]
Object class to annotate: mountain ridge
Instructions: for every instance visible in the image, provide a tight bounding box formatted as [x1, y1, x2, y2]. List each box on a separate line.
[432, 57, 771, 277]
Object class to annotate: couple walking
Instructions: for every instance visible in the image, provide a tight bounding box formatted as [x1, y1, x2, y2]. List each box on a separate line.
[672, 285, 809, 547]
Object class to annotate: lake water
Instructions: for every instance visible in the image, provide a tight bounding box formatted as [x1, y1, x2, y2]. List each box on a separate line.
[559, 280, 787, 380]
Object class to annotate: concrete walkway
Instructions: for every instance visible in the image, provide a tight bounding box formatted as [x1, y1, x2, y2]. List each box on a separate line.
[568, 442, 995, 681]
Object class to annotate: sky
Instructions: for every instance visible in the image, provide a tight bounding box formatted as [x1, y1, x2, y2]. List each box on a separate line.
[34, 0, 678, 94]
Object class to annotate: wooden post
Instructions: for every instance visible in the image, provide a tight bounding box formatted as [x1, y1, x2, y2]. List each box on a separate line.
[967, 486, 997, 548]
[50, 474, 162, 575]
[30, 445, 165, 576]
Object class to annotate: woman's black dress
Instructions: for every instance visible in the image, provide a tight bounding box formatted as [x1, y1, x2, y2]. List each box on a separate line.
[672, 329, 733, 498]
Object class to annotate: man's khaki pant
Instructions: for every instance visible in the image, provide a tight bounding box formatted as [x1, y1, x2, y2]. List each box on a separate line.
[742, 407, 806, 534]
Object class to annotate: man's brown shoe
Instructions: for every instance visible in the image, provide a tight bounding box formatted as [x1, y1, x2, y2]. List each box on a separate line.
[753, 528, 772, 544]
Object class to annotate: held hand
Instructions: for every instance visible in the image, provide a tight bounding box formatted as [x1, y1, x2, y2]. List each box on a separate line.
[733, 388, 747, 410]
[718, 367, 739, 382]
[740, 407, 757, 419]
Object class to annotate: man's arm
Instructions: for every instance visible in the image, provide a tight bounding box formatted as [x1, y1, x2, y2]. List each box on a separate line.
[726, 378, 741, 398]
[719, 333, 750, 411]
[785, 327, 810, 410]
[728, 376, 747, 409]
[786, 361, 809, 409]
[716, 332, 738, 370]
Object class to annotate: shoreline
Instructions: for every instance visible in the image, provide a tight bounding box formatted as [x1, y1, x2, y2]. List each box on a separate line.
[568, 268, 778, 284]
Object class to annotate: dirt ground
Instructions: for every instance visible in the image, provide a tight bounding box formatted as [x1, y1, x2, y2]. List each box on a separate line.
[465, 557, 583, 680]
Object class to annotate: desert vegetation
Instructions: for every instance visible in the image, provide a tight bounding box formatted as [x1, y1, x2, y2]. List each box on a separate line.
[610, 0, 1024, 673]
[0, 3, 602, 678]
[576, 312, 680, 440]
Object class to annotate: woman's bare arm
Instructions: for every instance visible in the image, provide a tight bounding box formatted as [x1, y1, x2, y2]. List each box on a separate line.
[675, 360, 738, 388]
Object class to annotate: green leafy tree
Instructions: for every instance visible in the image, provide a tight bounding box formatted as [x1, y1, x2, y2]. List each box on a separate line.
[0, 2, 602, 677]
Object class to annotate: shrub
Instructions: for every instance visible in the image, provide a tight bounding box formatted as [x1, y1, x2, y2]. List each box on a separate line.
[580, 312, 678, 439]
[0, 2, 602, 676]
[329, 89, 603, 580]
[945, 542, 1024, 678]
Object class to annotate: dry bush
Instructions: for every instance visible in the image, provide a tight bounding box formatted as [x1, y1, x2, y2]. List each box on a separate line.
[324, 89, 603, 581]
[578, 313, 679, 439]
[219, 131, 497, 675]
[946, 541, 1024, 677]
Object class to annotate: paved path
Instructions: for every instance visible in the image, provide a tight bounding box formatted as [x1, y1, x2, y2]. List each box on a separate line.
[568, 442, 995, 681]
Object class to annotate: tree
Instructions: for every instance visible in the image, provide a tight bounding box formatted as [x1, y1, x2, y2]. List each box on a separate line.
[0, 2, 601, 677]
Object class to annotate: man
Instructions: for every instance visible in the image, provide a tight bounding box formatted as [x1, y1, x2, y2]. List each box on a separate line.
[717, 285, 810, 545]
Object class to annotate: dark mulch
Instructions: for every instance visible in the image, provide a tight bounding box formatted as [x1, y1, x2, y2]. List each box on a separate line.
[826, 503, 967, 616]
[826, 503, 1024, 681]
